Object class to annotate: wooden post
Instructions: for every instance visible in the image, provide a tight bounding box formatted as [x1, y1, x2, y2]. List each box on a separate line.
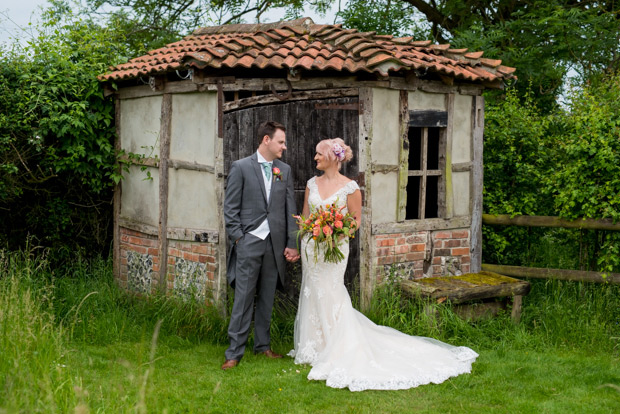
[359, 87, 374, 311]
[157, 93, 172, 294]
[511, 295, 523, 324]
[444, 93, 455, 218]
[216, 92, 228, 315]
[113, 98, 122, 283]
[470, 95, 484, 273]
[396, 90, 409, 222]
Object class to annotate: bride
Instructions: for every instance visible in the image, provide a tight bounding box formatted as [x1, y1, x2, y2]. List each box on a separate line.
[288, 138, 478, 391]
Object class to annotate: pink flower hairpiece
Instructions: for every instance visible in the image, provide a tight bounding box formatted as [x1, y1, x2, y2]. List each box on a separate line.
[332, 143, 346, 162]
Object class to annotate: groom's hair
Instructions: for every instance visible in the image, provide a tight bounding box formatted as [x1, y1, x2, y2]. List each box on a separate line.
[257, 121, 286, 145]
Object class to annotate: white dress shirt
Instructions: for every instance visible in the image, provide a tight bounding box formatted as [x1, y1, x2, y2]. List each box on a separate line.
[249, 151, 272, 240]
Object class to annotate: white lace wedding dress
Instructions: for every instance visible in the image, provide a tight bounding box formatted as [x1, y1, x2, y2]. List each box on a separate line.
[288, 176, 478, 391]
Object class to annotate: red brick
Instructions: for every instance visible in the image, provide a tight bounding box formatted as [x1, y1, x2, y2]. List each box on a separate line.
[377, 256, 394, 265]
[208, 263, 217, 272]
[153, 264, 159, 272]
[168, 257, 175, 265]
[168, 248, 180, 258]
[461, 264, 470, 273]
[395, 245, 409, 254]
[192, 244, 208, 254]
[206, 256, 216, 263]
[434, 231, 452, 239]
[460, 256, 471, 264]
[410, 244, 425, 252]
[130, 246, 148, 254]
[432, 257, 442, 264]
[452, 247, 470, 256]
[405, 252, 425, 261]
[152, 256, 159, 264]
[396, 237, 407, 245]
[121, 235, 130, 243]
[182, 251, 198, 261]
[434, 248, 450, 256]
[148, 248, 159, 256]
[452, 230, 469, 239]
[444, 239, 462, 248]
[198, 255, 208, 263]
[376, 247, 391, 257]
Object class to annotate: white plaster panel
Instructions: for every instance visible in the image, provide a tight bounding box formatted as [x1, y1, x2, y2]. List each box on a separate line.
[371, 88, 400, 165]
[371, 172, 398, 223]
[408, 90, 446, 111]
[452, 171, 470, 217]
[452, 94, 473, 163]
[120, 165, 159, 226]
[170, 92, 217, 165]
[120, 96, 162, 156]
[167, 169, 217, 229]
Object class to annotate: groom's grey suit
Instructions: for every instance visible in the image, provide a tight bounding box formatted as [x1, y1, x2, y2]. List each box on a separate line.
[224, 153, 298, 360]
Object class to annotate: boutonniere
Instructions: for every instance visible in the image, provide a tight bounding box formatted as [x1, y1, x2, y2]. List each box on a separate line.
[272, 167, 282, 181]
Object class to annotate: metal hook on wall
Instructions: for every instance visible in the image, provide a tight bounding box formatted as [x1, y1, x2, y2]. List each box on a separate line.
[270, 79, 293, 101]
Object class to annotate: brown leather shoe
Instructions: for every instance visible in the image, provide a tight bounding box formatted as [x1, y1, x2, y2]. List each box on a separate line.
[258, 349, 283, 359]
[221, 359, 239, 370]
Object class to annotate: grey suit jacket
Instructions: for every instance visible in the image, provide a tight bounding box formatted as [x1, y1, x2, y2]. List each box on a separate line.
[224, 153, 298, 288]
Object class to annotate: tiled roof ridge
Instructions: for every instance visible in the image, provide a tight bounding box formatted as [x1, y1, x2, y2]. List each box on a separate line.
[192, 17, 315, 36]
[99, 18, 516, 85]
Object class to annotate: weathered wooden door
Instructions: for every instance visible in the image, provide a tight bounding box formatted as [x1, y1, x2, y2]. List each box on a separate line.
[223, 96, 360, 295]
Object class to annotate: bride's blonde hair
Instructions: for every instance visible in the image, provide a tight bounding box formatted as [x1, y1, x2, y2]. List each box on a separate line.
[316, 138, 353, 166]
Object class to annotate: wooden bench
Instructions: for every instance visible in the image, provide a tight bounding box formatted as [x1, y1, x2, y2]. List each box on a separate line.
[400, 271, 531, 323]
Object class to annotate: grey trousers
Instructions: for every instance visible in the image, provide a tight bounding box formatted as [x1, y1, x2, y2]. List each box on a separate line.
[225, 233, 278, 361]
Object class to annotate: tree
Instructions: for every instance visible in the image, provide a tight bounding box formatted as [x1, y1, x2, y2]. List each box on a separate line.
[0, 2, 128, 260]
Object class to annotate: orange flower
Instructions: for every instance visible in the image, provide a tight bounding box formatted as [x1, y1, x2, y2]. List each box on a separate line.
[322, 225, 333, 236]
[313, 226, 321, 236]
[334, 220, 343, 229]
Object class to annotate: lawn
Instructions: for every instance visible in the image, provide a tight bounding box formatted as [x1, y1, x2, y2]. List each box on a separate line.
[1, 250, 619, 413]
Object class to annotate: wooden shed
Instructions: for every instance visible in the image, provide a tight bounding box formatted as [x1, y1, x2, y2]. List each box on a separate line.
[99, 17, 515, 309]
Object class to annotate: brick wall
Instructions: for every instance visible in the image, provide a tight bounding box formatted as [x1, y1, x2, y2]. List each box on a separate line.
[118, 227, 218, 303]
[374, 228, 470, 282]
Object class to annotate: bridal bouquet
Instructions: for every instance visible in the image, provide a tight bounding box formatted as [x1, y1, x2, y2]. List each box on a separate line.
[294, 202, 358, 263]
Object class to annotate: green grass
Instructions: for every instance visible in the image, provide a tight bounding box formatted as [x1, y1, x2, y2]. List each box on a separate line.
[1, 248, 620, 413]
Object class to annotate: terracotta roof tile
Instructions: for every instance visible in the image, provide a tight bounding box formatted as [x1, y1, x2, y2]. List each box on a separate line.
[99, 17, 515, 87]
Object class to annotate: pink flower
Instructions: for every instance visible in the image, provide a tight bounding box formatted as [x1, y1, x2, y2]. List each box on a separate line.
[334, 220, 343, 229]
[313, 226, 321, 236]
[322, 225, 333, 236]
[272, 167, 282, 181]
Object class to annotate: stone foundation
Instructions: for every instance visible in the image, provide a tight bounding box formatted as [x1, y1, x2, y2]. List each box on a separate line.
[119, 227, 218, 303]
[374, 228, 470, 282]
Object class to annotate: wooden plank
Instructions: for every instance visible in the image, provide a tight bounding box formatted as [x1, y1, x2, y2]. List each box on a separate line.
[482, 214, 620, 231]
[157, 94, 172, 293]
[119, 155, 159, 168]
[408, 170, 441, 177]
[397, 90, 409, 222]
[452, 161, 473, 172]
[470, 95, 484, 273]
[409, 110, 448, 127]
[481, 263, 620, 284]
[119, 216, 220, 242]
[113, 98, 122, 283]
[372, 217, 471, 234]
[444, 93, 455, 218]
[371, 164, 400, 174]
[169, 159, 215, 173]
[223, 88, 358, 112]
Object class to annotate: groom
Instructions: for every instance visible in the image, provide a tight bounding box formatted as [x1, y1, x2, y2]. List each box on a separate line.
[222, 121, 300, 370]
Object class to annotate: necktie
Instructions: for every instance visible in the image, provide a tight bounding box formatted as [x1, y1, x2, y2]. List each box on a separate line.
[261, 162, 272, 180]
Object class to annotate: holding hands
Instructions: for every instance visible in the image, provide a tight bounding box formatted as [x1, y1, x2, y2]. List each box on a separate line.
[284, 247, 300, 262]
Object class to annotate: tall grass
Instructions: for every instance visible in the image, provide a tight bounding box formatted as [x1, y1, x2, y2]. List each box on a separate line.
[0, 249, 76, 412]
[1, 242, 618, 412]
